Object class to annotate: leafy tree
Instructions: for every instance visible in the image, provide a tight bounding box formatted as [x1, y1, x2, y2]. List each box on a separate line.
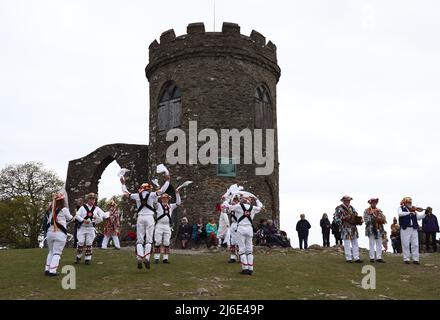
[0, 162, 64, 248]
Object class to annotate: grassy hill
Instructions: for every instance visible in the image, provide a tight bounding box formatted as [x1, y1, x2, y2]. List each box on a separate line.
[0, 246, 439, 300]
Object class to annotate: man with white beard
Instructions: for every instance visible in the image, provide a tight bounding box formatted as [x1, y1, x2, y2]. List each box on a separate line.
[121, 172, 170, 270]
[75, 193, 106, 265]
[224, 195, 263, 275]
[398, 197, 426, 264]
[153, 191, 181, 264]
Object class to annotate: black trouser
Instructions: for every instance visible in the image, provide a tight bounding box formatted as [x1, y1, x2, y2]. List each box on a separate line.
[425, 232, 437, 252]
[298, 235, 308, 249]
[334, 234, 342, 245]
[322, 231, 330, 247]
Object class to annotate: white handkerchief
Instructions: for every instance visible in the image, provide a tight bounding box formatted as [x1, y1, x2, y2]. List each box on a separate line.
[151, 178, 160, 187]
[156, 164, 169, 174]
[176, 180, 193, 191]
[117, 168, 130, 178]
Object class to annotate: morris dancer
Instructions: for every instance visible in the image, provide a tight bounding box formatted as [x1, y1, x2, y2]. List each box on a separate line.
[334, 196, 363, 263]
[101, 200, 121, 250]
[364, 198, 386, 263]
[224, 194, 263, 275]
[44, 193, 73, 276]
[398, 197, 426, 264]
[153, 191, 181, 264]
[121, 171, 170, 270]
[217, 202, 230, 248]
[74, 193, 105, 265]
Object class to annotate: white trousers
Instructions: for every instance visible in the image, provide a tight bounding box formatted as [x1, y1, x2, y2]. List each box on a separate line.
[236, 226, 254, 271]
[101, 235, 120, 249]
[401, 228, 419, 262]
[45, 231, 67, 274]
[368, 235, 383, 260]
[77, 227, 95, 246]
[228, 223, 238, 260]
[136, 215, 154, 261]
[343, 238, 360, 261]
[77, 227, 95, 261]
[154, 224, 171, 260]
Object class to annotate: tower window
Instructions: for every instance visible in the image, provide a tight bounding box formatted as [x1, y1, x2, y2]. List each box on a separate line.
[158, 82, 182, 134]
[254, 84, 273, 129]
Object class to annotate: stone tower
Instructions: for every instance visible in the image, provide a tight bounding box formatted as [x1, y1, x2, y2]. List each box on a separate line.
[145, 22, 281, 223]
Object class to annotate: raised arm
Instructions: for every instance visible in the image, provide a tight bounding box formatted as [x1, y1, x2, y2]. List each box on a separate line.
[120, 177, 131, 198]
[157, 174, 171, 195]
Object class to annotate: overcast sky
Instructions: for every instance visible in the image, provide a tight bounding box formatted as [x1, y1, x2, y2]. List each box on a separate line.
[1, 0, 439, 250]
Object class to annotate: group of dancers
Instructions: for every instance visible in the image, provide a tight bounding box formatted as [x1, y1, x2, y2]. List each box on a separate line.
[44, 165, 264, 277]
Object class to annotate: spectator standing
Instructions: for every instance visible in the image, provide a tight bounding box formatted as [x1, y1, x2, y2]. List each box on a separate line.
[320, 213, 331, 247]
[390, 217, 401, 253]
[422, 207, 439, 252]
[331, 216, 343, 245]
[296, 214, 311, 250]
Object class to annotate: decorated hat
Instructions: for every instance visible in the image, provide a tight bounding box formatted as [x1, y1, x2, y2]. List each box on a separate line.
[160, 193, 172, 199]
[340, 195, 353, 202]
[53, 193, 65, 201]
[368, 198, 379, 204]
[107, 199, 117, 207]
[139, 183, 152, 192]
[85, 193, 98, 200]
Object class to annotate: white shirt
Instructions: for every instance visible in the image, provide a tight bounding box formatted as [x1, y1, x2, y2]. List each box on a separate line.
[75, 204, 105, 228]
[47, 207, 73, 232]
[155, 193, 181, 225]
[225, 200, 263, 229]
[128, 180, 170, 216]
[397, 206, 426, 227]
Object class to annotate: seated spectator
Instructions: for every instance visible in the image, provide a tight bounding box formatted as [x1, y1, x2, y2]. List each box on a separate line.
[192, 217, 206, 249]
[178, 217, 192, 249]
[205, 217, 218, 249]
[255, 219, 268, 246]
[266, 219, 291, 248]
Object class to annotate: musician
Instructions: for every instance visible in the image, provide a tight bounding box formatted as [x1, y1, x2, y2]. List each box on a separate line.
[364, 198, 386, 263]
[44, 193, 73, 276]
[153, 191, 181, 264]
[101, 200, 121, 250]
[334, 196, 363, 263]
[121, 173, 170, 270]
[398, 197, 426, 264]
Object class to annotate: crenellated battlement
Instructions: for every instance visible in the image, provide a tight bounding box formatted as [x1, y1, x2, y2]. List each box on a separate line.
[145, 22, 280, 80]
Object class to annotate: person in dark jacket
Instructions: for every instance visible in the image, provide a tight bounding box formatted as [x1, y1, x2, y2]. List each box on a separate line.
[331, 216, 343, 245]
[192, 217, 206, 248]
[296, 214, 311, 249]
[422, 207, 439, 252]
[178, 217, 192, 249]
[266, 219, 290, 247]
[320, 213, 331, 247]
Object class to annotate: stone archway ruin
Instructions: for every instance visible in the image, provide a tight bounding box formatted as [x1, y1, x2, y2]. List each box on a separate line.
[65, 143, 149, 212]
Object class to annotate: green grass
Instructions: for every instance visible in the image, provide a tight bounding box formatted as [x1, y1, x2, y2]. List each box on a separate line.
[0, 247, 439, 300]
